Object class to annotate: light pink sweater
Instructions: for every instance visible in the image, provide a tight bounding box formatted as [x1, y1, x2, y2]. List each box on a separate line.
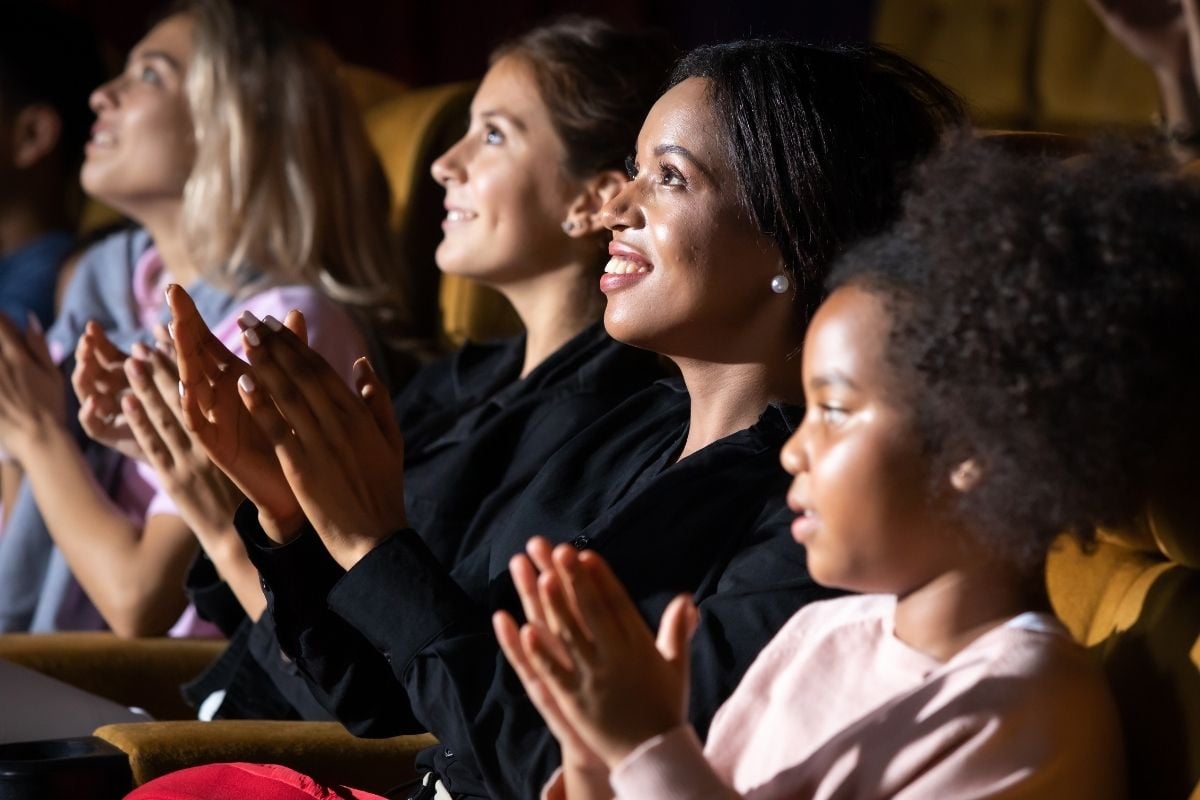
[602, 594, 1126, 799]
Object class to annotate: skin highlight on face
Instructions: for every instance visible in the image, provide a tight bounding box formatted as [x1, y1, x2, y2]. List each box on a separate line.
[429, 55, 582, 286]
[81, 13, 196, 217]
[782, 285, 951, 596]
[599, 77, 794, 362]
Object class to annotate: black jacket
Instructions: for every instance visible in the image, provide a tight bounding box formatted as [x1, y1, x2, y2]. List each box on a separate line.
[239, 380, 835, 799]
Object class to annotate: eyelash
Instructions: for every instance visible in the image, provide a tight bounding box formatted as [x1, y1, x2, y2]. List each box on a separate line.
[624, 156, 686, 188]
[483, 125, 504, 145]
[819, 404, 848, 426]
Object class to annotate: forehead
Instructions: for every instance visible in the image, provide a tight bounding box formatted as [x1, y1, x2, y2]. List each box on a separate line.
[132, 13, 195, 64]
[802, 285, 893, 385]
[474, 55, 552, 125]
[636, 77, 722, 162]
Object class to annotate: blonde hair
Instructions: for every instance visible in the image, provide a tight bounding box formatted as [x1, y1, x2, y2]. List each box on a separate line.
[176, 0, 410, 332]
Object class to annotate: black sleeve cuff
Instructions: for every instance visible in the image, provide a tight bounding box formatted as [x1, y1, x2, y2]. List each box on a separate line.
[327, 531, 478, 676]
[233, 499, 346, 652]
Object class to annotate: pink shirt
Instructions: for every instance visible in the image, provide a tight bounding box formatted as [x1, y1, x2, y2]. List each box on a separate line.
[593, 595, 1126, 799]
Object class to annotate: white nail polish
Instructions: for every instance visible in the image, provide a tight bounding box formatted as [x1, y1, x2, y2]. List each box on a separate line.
[239, 311, 259, 329]
[238, 374, 255, 393]
[264, 316, 283, 332]
[243, 327, 261, 347]
[178, 381, 185, 398]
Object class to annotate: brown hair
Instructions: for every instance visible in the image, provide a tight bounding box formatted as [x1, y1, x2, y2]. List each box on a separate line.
[491, 16, 676, 179]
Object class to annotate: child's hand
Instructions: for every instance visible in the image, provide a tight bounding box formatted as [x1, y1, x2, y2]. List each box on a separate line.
[167, 285, 303, 543]
[235, 312, 407, 570]
[73, 321, 144, 461]
[495, 541, 608, 779]
[122, 343, 243, 539]
[0, 314, 66, 460]
[499, 538, 700, 769]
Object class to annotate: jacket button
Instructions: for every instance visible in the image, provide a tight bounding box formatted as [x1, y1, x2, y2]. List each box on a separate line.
[571, 535, 590, 550]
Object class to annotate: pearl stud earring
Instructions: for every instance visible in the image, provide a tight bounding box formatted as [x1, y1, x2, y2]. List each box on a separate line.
[770, 273, 790, 294]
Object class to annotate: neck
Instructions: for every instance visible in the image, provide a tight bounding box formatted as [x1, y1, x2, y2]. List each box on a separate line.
[672, 347, 803, 461]
[498, 261, 603, 378]
[0, 204, 69, 259]
[893, 558, 1046, 662]
[138, 202, 199, 285]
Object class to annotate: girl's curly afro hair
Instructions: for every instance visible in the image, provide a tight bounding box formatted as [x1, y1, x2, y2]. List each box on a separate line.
[832, 137, 1200, 571]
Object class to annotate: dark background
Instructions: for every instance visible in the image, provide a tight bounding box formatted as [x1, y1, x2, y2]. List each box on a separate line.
[46, 0, 876, 86]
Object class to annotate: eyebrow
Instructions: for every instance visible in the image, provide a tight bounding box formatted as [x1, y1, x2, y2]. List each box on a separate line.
[652, 143, 715, 180]
[479, 109, 527, 133]
[131, 50, 184, 74]
[808, 372, 859, 391]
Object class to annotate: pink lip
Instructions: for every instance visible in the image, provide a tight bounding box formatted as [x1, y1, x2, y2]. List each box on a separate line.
[600, 272, 650, 293]
[791, 513, 819, 543]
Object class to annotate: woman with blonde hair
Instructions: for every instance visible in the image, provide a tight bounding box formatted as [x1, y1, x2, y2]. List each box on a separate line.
[0, 0, 412, 645]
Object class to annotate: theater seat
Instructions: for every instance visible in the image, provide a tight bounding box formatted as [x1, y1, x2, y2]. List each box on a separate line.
[93, 721, 435, 793]
[874, 0, 1158, 133]
[1046, 506, 1200, 797]
[0, 632, 223, 721]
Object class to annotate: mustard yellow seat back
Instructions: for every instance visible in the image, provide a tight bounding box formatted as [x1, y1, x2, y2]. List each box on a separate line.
[874, 0, 1158, 133]
[1047, 517, 1200, 798]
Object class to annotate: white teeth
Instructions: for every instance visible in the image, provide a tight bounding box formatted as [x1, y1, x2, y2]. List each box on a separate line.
[446, 209, 477, 222]
[603, 257, 650, 275]
[92, 131, 115, 146]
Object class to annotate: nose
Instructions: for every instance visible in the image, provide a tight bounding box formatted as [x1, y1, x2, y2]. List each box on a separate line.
[431, 133, 468, 187]
[599, 178, 643, 233]
[779, 424, 808, 476]
[89, 76, 121, 114]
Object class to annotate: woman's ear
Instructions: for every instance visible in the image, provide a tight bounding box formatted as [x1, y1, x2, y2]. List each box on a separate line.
[562, 169, 626, 237]
[12, 105, 62, 169]
[950, 458, 983, 493]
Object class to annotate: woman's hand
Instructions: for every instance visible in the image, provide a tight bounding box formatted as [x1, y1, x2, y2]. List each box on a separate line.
[0, 314, 66, 461]
[73, 321, 144, 461]
[122, 343, 244, 540]
[234, 311, 407, 570]
[166, 284, 304, 543]
[495, 538, 699, 770]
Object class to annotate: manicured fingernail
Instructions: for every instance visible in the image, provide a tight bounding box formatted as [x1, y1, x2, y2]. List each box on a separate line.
[178, 380, 185, 397]
[131, 342, 150, 360]
[166, 321, 175, 339]
[263, 315, 282, 332]
[238, 373, 255, 393]
[243, 327, 261, 347]
[238, 311, 259, 330]
[156, 341, 172, 357]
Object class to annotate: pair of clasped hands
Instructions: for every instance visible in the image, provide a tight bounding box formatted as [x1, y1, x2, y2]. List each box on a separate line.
[70, 284, 406, 571]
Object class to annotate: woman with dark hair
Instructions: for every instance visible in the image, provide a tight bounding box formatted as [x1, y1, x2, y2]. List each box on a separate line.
[132, 40, 964, 800]
[497, 139, 1173, 799]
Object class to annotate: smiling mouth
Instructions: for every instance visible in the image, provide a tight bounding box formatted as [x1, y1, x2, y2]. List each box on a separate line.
[88, 131, 116, 149]
[603, 256, 650, 275]
[444, 209, 477, 223]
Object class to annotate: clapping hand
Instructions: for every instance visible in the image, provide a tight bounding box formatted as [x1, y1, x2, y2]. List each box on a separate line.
[494, 538, 699, 770]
